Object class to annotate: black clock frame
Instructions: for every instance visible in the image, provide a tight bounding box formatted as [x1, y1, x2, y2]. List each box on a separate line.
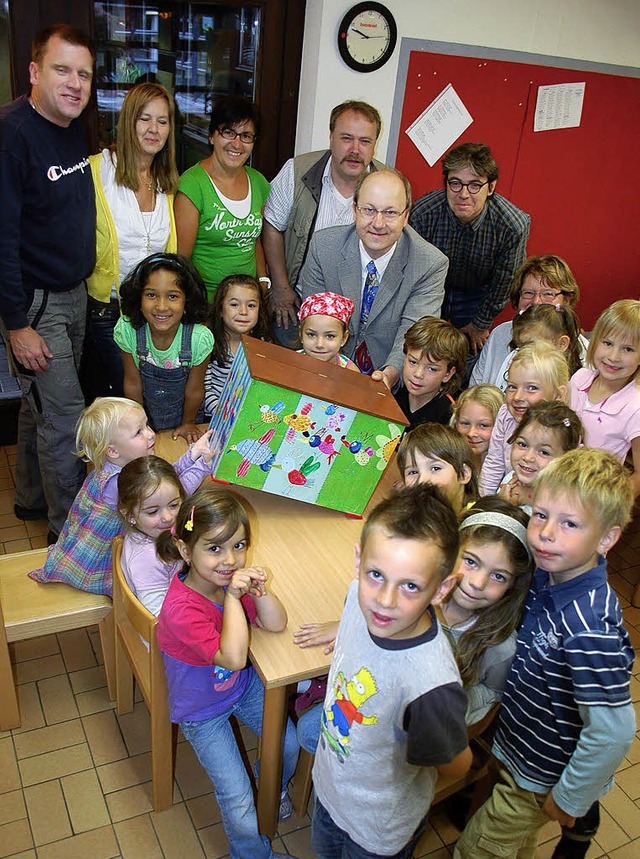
[337, 2, 398, 73]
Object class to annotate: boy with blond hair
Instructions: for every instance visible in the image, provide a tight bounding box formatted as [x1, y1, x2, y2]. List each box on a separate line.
[454, 448, 636, 859]
[312, 483, 471, 858]
[394, 315, 468, 430]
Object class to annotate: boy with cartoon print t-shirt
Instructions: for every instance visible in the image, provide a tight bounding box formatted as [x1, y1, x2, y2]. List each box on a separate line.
[311, 485, 470, 858]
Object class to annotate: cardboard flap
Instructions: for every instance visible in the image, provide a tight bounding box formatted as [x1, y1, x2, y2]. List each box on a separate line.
[241, 336, 408, 425]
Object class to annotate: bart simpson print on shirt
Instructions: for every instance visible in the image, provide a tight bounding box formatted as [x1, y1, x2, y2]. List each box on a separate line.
[321, 667, 378, 758]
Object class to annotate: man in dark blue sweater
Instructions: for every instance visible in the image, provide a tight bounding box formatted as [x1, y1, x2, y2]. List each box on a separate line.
[0, 24, 96, 540]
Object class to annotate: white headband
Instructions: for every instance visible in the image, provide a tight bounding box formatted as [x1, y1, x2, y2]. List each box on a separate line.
[459, 511, 531, 558]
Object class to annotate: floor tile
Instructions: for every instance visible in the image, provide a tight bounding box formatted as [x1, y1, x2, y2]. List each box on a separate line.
[0, 790, 26, 826]
[198, 820, 231, 859]
[105, 783, 155, 823]
[117, 702, 152, 757]
[38, 673, 79, 724]
[150, 803, 206, 858]
[62, 769, 111, 833]
[34, 825, 120, 859]
[11, 634, 59, 662]
[0, 819, 33, 858]
[14, 654, 66, 685]
[114, 814, 164, 859]
[70, 665, 109, 695]
[82, 710, 129, 766]
[23, 780, 72, 845]
[0, 737, 21, 794]
[186, 793, 221, 830]
[58, 628, 98, 673]
[13, 719, 84, 759]
[18, 742, 93, 786]
[10, 683, 45, 734]
[97, 752, 153, 794]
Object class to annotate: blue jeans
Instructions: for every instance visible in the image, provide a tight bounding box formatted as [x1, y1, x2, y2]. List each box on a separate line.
[296, 702, 322, 753]
[312, 799, 428, 859]
[180, 669, 298, 859]
[8, 285, 87, 534]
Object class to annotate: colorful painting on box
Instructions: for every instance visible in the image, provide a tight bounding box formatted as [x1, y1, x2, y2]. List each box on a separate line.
[209, 347, 403, 514]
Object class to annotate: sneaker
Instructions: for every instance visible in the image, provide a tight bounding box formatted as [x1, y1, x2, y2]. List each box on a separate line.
[294, 677, 327, 712]
[279, 789, 293, 821]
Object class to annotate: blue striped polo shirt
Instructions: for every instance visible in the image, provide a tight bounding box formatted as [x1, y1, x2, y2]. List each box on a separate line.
[493, 559, 634, 793]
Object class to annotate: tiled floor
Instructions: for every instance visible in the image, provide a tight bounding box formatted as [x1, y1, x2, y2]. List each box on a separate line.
[1, 440, 639, 858]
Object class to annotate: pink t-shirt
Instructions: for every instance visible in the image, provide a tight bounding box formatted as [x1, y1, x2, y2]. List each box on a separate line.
[569, 368, 640, 461]
[157, 573, 258, 722]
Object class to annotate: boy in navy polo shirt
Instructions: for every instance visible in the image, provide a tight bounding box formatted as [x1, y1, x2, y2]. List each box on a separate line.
[454, 448, 636, 859]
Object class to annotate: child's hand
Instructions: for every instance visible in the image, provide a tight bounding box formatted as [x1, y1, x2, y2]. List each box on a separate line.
[293, 621, 339, 654]
[542, 793, 576, 828]
[189, 429, 214, 462]
[173, 423, 204, 444]
[227, 567, 267, 597]
[226, 570, 255, 600]
[499, 474, 522, 504]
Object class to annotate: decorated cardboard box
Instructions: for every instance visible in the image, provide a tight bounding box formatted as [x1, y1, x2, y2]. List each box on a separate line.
[208, 337, 408, 515]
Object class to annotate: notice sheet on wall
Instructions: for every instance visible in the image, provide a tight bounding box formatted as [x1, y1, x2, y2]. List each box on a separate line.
[405, 83, 473, 166]
[534, 82, 586, 132]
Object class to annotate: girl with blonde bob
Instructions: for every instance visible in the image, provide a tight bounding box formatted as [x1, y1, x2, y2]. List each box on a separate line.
[570, 298, 640, 496]
[480, 342, 569, 495]
[451, 384, 504, 467]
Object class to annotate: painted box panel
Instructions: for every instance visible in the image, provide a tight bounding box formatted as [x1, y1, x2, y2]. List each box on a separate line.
[208, 338, 408, 515]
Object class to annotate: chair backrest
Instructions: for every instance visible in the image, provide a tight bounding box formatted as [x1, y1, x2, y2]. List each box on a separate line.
[112, 535, 164, 705]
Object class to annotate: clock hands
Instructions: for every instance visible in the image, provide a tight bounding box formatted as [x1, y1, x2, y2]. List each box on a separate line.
[349, 27, 386, 39]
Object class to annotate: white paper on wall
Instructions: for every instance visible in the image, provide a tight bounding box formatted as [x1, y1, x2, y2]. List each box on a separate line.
[534, 82, 586, 132]
[405, 83, 473, 166]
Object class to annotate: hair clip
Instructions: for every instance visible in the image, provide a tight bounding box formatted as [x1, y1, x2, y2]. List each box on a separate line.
[170, 524, 176, 536]
[555, 304, 562, 311]
[184, 506, 195, 532]
[562, 418, 571, 427]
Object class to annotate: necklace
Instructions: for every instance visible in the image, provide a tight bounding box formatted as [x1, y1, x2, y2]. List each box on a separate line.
[138, 190, 156, 253]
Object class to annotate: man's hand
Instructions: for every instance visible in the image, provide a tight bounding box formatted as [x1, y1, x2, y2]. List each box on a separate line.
[371, 366, 400, 391]
[460, 322, 490, 356]
[9, 326, 52, 371]
[543, 793, 576, 828]
[271, 284, 300, 331]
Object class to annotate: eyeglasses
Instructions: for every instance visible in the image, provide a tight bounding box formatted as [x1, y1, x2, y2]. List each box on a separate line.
[447, 178, 490, 194]
[355, 205, 408, 222]
[217, 127, 256, 144]
[520, 289, 563, 302]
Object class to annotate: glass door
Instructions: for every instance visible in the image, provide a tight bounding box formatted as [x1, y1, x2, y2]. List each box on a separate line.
[94, 1, 261, 170]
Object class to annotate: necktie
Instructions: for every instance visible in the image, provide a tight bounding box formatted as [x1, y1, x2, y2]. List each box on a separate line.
[354, 260, 379, 374]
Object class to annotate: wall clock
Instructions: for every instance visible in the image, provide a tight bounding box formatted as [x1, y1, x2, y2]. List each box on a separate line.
[337, 3, 398, 73]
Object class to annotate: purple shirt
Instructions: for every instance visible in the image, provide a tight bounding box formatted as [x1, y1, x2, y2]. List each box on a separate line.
[157, 573, 257, 722]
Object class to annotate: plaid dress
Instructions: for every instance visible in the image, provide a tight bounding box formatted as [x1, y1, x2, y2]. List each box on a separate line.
[29, 467, 123, 596]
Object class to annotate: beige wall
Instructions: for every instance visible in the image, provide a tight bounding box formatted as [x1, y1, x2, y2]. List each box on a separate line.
[296, 0, 640, 161]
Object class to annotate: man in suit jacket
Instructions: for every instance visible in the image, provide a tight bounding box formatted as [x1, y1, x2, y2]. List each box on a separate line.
[300, 169, 449, 389]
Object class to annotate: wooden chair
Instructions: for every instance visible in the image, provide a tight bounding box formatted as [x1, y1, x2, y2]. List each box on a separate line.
[112, 536, 177, 811]
[291, 702, 500, 820]
[0, 548, 115, 731]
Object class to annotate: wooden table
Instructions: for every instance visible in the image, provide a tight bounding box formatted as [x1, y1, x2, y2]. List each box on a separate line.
[154, 430, 394, 836]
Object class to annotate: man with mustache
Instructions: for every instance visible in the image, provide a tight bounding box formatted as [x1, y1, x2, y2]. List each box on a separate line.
[263, 101, 384, 346]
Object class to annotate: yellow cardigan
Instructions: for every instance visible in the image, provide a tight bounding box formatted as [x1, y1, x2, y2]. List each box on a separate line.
[87, 152, 178, 303]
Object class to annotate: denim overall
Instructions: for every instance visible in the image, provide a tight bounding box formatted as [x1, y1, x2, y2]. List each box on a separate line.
[136, 323, 200, 431]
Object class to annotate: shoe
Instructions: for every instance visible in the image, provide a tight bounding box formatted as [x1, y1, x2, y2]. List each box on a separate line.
[47, 530, 59, 546]
[294, 677, 327, 712]
[14, 504, 48, 521]
[279, 789, 293, 821]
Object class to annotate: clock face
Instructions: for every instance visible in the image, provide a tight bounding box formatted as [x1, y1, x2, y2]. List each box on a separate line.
[338, 3, 397, 73]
